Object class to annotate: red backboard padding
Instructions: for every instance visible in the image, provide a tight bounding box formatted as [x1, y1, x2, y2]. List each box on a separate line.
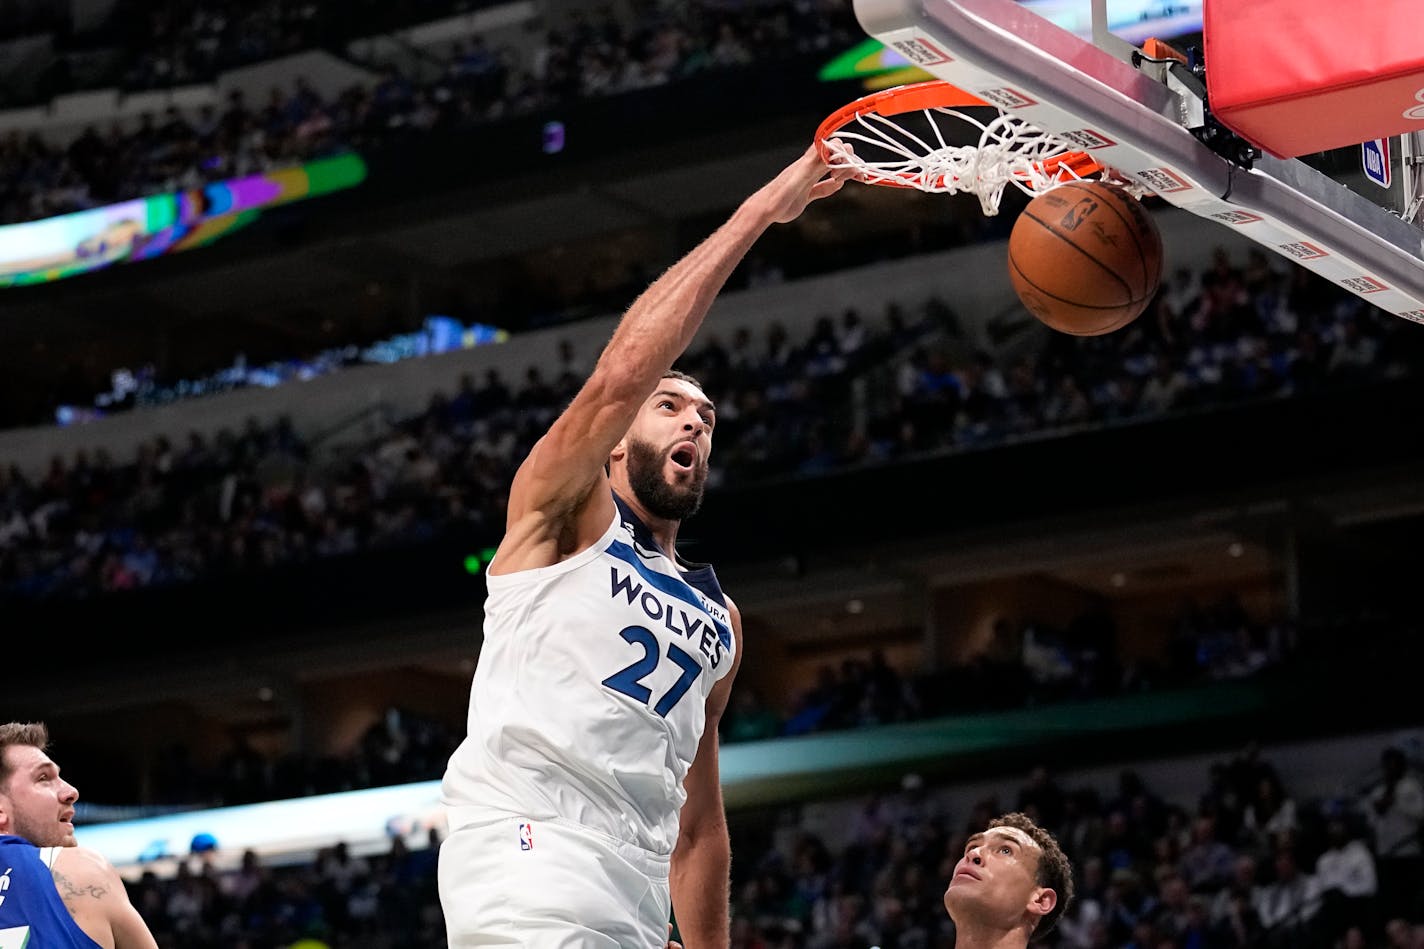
[1204, 0, 1424, 157]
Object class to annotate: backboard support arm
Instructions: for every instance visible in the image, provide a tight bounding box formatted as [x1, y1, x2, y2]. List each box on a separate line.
[1090, 0, 1139, 66]
[1404, 132, 1423, 228]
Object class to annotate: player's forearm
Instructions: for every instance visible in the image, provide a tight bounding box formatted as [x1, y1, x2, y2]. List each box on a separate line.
[670, 823, 732, 949]
[591, 199, 775, 403]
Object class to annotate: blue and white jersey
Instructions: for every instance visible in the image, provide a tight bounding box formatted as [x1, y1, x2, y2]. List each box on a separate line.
[0, 836, 104, 949]
[442, 491, 735, 855]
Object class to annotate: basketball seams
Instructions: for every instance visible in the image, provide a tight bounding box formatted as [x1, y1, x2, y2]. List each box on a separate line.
[1064, 181, 1151, 293]
[1008, 253, 1148, 311]
[1017, 208, 1136, 303]
[1060, 317, 1133, 336]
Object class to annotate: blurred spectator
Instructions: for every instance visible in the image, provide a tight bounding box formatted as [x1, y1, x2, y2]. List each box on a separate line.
[1241, 770, 1298, 849]
[1180, 816, 1236, 893]
[1366, 748, 1424, 921]
[1253, 849, 1321, 947]
[1019, 766, 1068, 831]
[1209, 856, 1262, 937]
[1315, 816, 1378, 944]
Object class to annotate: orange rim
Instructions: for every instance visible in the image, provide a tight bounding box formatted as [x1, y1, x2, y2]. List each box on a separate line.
[816, 79, 1103, 188]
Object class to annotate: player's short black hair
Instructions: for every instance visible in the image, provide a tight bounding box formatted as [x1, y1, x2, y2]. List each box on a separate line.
[662, 369, 704, 391]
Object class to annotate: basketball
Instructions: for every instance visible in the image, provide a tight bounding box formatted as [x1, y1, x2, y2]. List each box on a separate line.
[1007, 180, 1163, 336]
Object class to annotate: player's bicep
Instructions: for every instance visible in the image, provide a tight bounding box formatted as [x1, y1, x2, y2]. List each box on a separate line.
[90, 858, 159, 949]
[109, 899, 160, 949]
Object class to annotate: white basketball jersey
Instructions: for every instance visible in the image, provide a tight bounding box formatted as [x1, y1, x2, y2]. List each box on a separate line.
[442, 491, 736, 855]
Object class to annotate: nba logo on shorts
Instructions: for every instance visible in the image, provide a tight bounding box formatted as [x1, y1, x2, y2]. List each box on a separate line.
[518, 821, 535, 851]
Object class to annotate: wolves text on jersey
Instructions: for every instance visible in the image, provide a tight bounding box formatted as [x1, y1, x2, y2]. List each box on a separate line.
[609, 567, 727, 670]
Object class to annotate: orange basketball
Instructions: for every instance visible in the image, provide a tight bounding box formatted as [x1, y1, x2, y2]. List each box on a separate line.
[1007, 180, 1163, 336]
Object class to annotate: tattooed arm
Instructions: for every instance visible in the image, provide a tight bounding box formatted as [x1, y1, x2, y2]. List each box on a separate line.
[51, 847, 159, 949]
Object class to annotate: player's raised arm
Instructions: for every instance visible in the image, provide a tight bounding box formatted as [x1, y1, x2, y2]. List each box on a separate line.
[495, 146, 852, 572]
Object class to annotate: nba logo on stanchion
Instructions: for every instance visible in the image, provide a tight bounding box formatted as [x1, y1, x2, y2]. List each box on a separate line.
[518, 822, 535, 851]
[1361, 139, 1391, 189]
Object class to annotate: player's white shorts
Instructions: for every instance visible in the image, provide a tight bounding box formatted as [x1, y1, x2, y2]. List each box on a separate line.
[439, 811, 672, 948]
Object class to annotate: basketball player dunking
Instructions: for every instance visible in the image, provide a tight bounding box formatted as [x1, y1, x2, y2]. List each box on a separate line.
[438, 145, 854, 947]
[945, 812, 1075, 949]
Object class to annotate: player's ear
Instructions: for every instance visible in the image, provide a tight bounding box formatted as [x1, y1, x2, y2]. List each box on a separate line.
[609, 437, 628, 465]
[1027, 886, 1057, 921]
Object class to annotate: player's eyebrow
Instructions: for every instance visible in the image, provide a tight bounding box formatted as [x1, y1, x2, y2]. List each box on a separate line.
[965, 833, 984, 850]
[652, 390, 716, 414]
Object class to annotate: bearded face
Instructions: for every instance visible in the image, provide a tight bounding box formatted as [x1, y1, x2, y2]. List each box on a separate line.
[625, 434, 708, 521]
[0, 746, 79, 848]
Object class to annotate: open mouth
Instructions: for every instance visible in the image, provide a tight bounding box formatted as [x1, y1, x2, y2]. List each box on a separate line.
[669, 443, 697, 471]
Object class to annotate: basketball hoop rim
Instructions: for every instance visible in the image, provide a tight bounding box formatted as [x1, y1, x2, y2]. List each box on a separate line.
[815, 80, 1104, 190]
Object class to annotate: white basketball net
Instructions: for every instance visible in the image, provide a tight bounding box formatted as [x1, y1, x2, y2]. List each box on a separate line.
[826, 106, 1099, 216]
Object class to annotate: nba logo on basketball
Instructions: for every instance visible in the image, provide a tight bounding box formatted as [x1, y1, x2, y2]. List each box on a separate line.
[518, 822, 534, 851]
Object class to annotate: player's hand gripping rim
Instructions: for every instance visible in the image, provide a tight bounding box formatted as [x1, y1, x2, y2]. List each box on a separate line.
[754, 141, 858, 225]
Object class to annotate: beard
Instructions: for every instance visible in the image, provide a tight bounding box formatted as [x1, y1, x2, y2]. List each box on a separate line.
[12, 810, 74, 848]
[626, 436, 707, 521]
